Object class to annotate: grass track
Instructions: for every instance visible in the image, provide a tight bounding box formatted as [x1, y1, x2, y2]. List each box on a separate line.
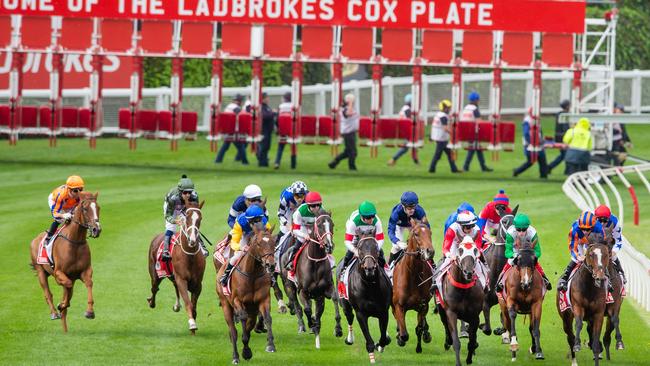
[1, 123, 649, 365]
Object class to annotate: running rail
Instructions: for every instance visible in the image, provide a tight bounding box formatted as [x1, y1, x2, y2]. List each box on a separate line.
[562, 163, 650, 311]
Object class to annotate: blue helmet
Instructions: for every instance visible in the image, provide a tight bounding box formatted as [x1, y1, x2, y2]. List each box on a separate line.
[245, 205, 265, 220]
[457, 202, 475, 214]
[400, 191, 419, 206]
[404, 94, 412, 104]
[468, 92, 480, 102]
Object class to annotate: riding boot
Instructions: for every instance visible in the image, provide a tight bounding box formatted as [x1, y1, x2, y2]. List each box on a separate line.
[285, 244, 296, 271]
[162, 234, 173, 261]
[613, 257, 627, 284]
[541, 273, 553, 290]
[388, 252, 396, 267]
[45, 221, 59, 245]
[341, 250, 354, 273]
[605, 266, 614, 293]
[220, 263, 234, 287]
[199, 239, 209, 257]
[557, 261, 577, 291]
[495, 270, 506, 292]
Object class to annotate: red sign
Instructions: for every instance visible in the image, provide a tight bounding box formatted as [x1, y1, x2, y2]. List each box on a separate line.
[0, 52, 131, 89]
[0, 0, 585, 33]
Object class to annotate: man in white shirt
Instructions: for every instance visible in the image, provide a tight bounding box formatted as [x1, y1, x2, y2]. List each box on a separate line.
[328, 93, 359, 171]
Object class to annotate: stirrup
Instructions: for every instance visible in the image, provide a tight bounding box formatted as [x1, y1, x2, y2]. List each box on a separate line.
[557, 279, 568, 292]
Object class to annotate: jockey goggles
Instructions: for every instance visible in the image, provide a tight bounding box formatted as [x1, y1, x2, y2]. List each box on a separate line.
[295, 193, 305, 199]
[71, 188, 83, 193]
[249, 216, 263, 224]
[361, 214, 376, 220]
[495, 204, 507, 211]
[461, 224, 474, 230]
[597, 217, 608, 223]
[308, 203, 322, 208]
[248, 197, 262, 203]
[403, 204, 416, 210]
[516, 227, 527, 232]
[182, 190, 192, 194]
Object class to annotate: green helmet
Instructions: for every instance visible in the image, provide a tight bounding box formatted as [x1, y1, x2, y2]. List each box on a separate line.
[358, 201, 377, 217]
[514, 214, 531, 229]
[178, 175, 195, 191]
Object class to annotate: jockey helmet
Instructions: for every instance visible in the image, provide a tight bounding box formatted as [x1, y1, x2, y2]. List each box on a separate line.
[245, 205, 265, 220]
[439, 99, 452, 111]
[457, 202, 475, 214]
[400, 191, 419, 206]
[243, 184, 263, 199]
[305, 192, 322, 205]
[66, 175, 85, 189]
[594, 205, 612, 219]
[493, 189, 509, 206]
[578, 211, 597, 229]
[290, 181, 308, 195]
[359, 201, 377, 217]
[468, 91, 480, 102]
[456, 211, 477, 226]
[514, 214, 531, 230]
[404, 94, 412, 104]
[177, 175, 194, 191]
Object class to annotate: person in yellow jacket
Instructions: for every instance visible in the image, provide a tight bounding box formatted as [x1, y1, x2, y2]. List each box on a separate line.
[562, 117, 593, 175]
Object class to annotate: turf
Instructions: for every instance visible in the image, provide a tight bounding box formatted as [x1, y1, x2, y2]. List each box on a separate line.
[1, 121, 649, 365]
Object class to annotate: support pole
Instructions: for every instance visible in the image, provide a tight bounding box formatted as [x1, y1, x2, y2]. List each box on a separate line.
[530, 60, 543, 163]
[290, 60, 303, 169]
[210, 58, 223, 152]
[370, 61, 382, 158]
[330, 61, 343, 156]
[251, 59, 263, 154]
[129, 55, 143, 150]
[411, 63, 422, 162]
[170, 57, 183, 151]
[49, 51, 63, 148]
[490, 65, 502, 161]
[89, 54, 103, 149]
[8, 51, 23, 146]
[450, 58, 463, 160]
[571, 63, 582, 114]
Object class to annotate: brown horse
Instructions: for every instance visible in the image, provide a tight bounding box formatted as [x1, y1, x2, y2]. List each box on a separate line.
[391, 219, 434, 353]
[556, 242, 610, 366]
[29, 191, 102, 332]
[597, 229, 625, 358]
[216, 225, 277, 365]
[498, 237, 545, 361]
[436, 237, 484, 366]
[147, 200, 205, 334]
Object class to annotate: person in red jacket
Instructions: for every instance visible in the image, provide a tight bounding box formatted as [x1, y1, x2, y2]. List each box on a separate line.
[478, 189, 513, 244]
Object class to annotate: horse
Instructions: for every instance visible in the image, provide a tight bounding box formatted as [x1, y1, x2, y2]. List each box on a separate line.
[556, 241, 610, 366]
[481, 205, 517, 337]
[279, 210, 343, 347]
[29, 191, 102, 333]
[498, 236, 545, 361]
[436, 237, 485, 366]
[391, 219, 435, 353]
[598, 228, 625, 358]
[337, 227, 392, 363]
[147, 199, 206, 334]
[216, 225, 277, 365]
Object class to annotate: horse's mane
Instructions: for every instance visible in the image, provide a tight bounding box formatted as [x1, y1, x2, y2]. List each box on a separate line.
[587, 231, 607, 246]
[357, 226, 376, 237]
[79, 191, 96, 201]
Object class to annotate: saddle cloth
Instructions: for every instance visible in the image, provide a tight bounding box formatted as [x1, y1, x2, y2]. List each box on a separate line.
[337, 258, 357, 300]
[213, 235, 231, 265]
[36, 226, 66, 265]
[155, 234, 179, 278]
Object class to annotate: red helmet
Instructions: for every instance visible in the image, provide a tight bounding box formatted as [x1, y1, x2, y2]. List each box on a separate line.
[305, 192, 322, 205]
[578, 211, 597, 229]
[594, 205, 611, 219]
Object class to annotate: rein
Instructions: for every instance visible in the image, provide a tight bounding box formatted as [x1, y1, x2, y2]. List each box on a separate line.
[447, 259, 477, 289]
[305, 214, 332, 261]
[234, 234, 275, 279]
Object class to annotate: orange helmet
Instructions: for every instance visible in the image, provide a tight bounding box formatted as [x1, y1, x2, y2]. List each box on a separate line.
[66, 175, 85, 189]
[577, 211, 596, 229]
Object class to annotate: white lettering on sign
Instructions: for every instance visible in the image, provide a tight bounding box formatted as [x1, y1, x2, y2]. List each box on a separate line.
[319, 0, 333, 21]
[302, 0, 316, 20]
[348, 0, 362, 22]
[460, 2, 475, 25]
[478, 3, 493, 26]
[382, 0, 397, 22]
[366, 0, 380, 22]
[249, 0, 263, 18]
[2, 0, 53, 11]
[231, 0, 245, 17]
[213, 0, 228, 16]
[283, 0, 299, 19]
[267, 0, 280, 18]
[411, 1, 425, 23]
[196, 0, 209, 16]
[446, 2, 460, 25]
[410, 1, 492, 27]
[428, 2, 443, 25]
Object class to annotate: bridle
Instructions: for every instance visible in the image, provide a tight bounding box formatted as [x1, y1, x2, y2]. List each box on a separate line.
[404, 223, 433, 260]
[177, 207, 202, 256]
[358, 236, 379, 269]
[305, 214, 333, 261]
[60, 198, 100, 244]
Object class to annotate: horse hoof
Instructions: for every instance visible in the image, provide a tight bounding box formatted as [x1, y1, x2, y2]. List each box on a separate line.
[173, 304, 181, 312]
[232, 359, 239, 365]
[242, 347, 253, 360]
[375, 344, 384, 353]
[482, 328, 492, 336]
[502, 337, 510, 344]
[423, 331, 432, 344]
[616, 341, 624, 350]
[345, 338, 354, 346]
[334, 327, 343, 338]
[50, 313, 61, 320]
[190, 329, 196, 336]
[278, 306, 287, 314]
[84, 311, 95, 319]
[254, 327, 267, 334]
[493, 327, 506, 336]
[265, 345, 276, 353]
[444, 342, 451, 351]
[147, 298, 155, 308]
[573, 344, 581, 353]
[592, 353, 603, 360]
[396, 337, 405, 347]
[535, 352, 545, 360]
[298, 325, 306, 334]
[416, 345, 422, 354]
[460, 330, 469, 338]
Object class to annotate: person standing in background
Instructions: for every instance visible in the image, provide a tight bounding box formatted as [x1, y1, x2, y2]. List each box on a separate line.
[429, 99, 460, 173]
[547, 99, 571, 174]
[611, 102, 632, 166]
[563, 117, 593, 175]
[215, 94, 248, 165]
[513, 108, 548, 179]
[256, 93, 275, 167]
[328, 93, 359, 171]
[461, 92, 493, 172]
[274, 92, 294, 169]
[387, 94, 419, 166]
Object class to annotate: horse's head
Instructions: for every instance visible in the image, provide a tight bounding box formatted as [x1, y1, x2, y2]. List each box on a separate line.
[457, 236, 479, 281]
[250, 224, 276, 275]
[357, 227, 379, 279]
[313, 210, 335, 254]
[179, 200, 204, 249]
[496, 206, 518, 244]
[75, 192, 102, 238]
[409, 218, 434, 260]
[586, 242, 610, 288]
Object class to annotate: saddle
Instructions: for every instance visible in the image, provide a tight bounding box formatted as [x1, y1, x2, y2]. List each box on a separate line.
[37, 226, 66, 266]
[155, 234, 179, 278]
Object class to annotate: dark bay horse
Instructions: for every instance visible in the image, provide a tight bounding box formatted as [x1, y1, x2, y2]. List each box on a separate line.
[147, 200, 205, 334]
[598, 228, 625, 358]
[437, 237, 484, 366]
[216, 225, 277, 365]
[29, 191, 102, 332]
[498, 237, 545, 361]
[280, 210, 342, 347]
[481, 205, 517, 337]
[556, 242, 610, 366]
[338, 228, 392, 363]
[391, 219, 434, 353]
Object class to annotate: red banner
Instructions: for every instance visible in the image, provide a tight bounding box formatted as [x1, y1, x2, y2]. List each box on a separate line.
[0, 0, 585, 33]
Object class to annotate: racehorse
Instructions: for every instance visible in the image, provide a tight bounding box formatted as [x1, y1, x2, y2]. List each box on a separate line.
[280, 210, 343, 347]
[391, 219, 435, 353]
[556, 241, 610, 366]
[481, 205, 517, 337]
[216, 225, 277, 365]
[147, 199, 205, 334]
[337, 227, 392, 363]
[436, 236, 484, 366]
[596, 228, 625, 358]
[498, 236, 545, 361]
[29, 191, 102, 332]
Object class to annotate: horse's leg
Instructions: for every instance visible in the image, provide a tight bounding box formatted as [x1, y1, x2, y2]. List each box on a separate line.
[330, 287, 343, 337]
[560, 308, 577, 365]
[58, 282, 73, 333]
[613, 304, 624, 350]
[80, 265, 95, 319]
[421, 304, 432, 344]
[466, 315, 480, 365]
[377, 309, 391, 352]
[272, 273, 287, 314]
[298, 290, 314, 331]
[445, 309, 462, 366]
[507, 303, 519, 360]
[573, 306, 585, 353]
[147, 273, 163, 309]
[438, 305, 452, 350]
[355, 312, 377, 363]
[603, 315, 613, 360]
[480, 296, 492, 335]
[531, 301, 544, 359]
[392, 303, 409, 347]
[287, 283, 305, 333]
[241, 313, 256, 361]
[175, 278, 197, 334]
[280, 275, 296, 315]
[36, 267, 59, 319]
[172, 280, 181, 312]
[415, 307, 428, 353]
[342, 300, 355, 345]
[592, 314, 605, 366]
[259, 296, 276, 353]
[222, 301, 240, 364]
[190, 282, 201, 320]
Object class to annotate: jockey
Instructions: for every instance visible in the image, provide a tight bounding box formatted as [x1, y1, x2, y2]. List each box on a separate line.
[340, 201, 387, 273]
[478, 190, 512, 244]
[594, 204, 626, 283]
[387, 191, 430, 266]
[162, 175, 207, 261]
[277, 180, 309, 242]
[434, 211, 489, 291]
[443, 202, 475, 236]
[495, 214, 552, 292]
[220, 205, 271, 287]
[227, 184, 268, 228]
[557, 211, 607, 291]
[285, 191, 325, 281]
[46, 175, 85, 244]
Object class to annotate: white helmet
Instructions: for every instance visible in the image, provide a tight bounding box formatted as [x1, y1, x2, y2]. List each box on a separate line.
[243, 184, 263, 199]
[456, 211, 477, 226]
[290, 181, 308, 195]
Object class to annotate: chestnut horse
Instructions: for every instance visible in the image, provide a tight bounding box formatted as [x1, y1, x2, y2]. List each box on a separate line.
[29, 191, 102, 332]
[498, 237, 545, 361]
[391, 219, 435, 353]
[147, 200, 205, 334]
[556, 242, 610, 366]
[216, 225, 277, 365]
